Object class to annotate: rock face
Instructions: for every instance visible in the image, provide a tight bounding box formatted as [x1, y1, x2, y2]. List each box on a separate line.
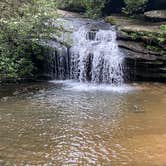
[119, 43, 166, 82]
[105, 15, 166, 82]
[118, 28, 166, 81]
[144, 10, 166, 22]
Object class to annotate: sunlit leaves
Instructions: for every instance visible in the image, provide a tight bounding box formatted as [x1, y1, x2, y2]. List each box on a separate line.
[0, 0, 58, 79]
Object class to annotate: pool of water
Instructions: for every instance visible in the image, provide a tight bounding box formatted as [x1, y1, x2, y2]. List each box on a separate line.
[0, 81, 166, 165]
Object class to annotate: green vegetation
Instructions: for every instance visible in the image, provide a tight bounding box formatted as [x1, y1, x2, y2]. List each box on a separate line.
[121, 30, 166, 45]
[123, 0, 148, 15]
[58, 0, 106, 19]
[119, 28, 166, 56]
[146, 45, 166, 56]
[58, 0, 84, 12]
[0, 0, 58, 80]
[82, 0, 106, 18]
[0, 0, 108, 81]
[160, 25, 166, 31]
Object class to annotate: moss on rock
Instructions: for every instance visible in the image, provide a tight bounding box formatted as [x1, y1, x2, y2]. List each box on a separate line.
[105, 16, 118, 25]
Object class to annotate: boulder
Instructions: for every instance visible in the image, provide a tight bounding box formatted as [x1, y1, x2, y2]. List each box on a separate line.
[105, 14, 166, 82]
[144, 10, 166, 22]
[117, 25, 166, 49]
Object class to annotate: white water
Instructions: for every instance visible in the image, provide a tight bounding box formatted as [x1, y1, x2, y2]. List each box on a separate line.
[70, 25, 124, 85]
[50, 80, 141, 93]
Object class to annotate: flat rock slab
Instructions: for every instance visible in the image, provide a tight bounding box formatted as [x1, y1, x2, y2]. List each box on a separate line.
[144, 10, 166, 22]
[118, 40, 161, 57]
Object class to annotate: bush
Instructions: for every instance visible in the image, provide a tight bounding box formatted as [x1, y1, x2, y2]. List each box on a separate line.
[160, 25, 166, 31]
[58, 0, 85, 12]
[0, 0, 58, 80]
[58, 0, 106, 19]
[123, 0, 148, 15]
[82, 0, 106, 19]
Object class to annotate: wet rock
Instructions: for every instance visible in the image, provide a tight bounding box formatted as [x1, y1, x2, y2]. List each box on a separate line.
[13, 91, 20, 96]
[122, 48, 166, 82]
[118, 40, 161, 57]
[105, 16, 117, 25]
[1, 97, 9, 102]
[117, 25, 166, 48]
[105, 15, 166, 82]
[144, 10, 166, 22]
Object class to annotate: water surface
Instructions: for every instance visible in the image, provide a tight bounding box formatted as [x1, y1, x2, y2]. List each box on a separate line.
[0, 82, 166, 165]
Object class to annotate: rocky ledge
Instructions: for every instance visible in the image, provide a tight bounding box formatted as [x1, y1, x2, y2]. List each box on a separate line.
[105, 15, 166, 82]
[144, 10, 166, 22]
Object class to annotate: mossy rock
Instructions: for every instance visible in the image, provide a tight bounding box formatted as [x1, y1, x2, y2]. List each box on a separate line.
[117, 25, 166, 48]
[105, 16, 117, 25]
[144, 10, 166, 22]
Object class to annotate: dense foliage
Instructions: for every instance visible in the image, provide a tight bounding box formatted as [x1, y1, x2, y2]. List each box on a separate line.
[123, 0, 148, 15]
[0, 0, 108, 81]
[0, 0, 58, 80]
[82, 0, 106, 18]
[58, 0, 165, 16]
[58, 0, 106, 18]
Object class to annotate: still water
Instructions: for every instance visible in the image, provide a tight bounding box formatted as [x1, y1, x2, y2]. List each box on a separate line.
[0, 81, 166, 165]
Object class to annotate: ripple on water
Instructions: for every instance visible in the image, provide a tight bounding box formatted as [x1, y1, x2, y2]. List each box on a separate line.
[0, 82, 166, 165]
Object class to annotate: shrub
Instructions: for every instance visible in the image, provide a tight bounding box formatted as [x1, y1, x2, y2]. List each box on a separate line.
[123, 0, 148, 15]
[0, 0, 58, 80]
[82, 0, 106, 19]
[58, 0, 85, 12]
[160, 25, 166, 31]
[58, 0, 106, 19]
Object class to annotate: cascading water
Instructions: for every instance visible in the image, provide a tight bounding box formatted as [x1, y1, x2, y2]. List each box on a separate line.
[47, 20, 124, 85]
[70, 25, 124, 85]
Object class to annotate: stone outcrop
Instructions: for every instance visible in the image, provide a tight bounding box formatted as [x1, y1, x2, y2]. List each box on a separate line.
[105, 15, 166, 82]
[144, 10, 166, 22]
[120, 44, 166, 82]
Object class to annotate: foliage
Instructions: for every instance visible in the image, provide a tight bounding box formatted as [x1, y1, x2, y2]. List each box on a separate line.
[146, 45, 166, 56]
[58, 0, 106, 19]
[82, 0, 106, 19]
[0, 0, 58, 80]
[123, 0, 148, 15]
[160, 25, 166, 31]
[0, 0, 107, 81]
[58, 0, 84, 11]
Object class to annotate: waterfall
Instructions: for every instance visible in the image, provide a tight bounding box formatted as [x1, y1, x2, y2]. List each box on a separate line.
[47, 21, 124, 85]
[70, 25, 124, 85]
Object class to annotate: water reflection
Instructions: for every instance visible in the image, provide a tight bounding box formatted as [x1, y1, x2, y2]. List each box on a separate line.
[0, 82, 166, 165]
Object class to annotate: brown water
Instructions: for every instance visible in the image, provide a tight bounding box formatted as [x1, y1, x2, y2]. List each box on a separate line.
[0, 81, 166, 165]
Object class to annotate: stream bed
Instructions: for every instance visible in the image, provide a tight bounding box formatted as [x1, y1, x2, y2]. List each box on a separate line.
[0, 81, 166, 165]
